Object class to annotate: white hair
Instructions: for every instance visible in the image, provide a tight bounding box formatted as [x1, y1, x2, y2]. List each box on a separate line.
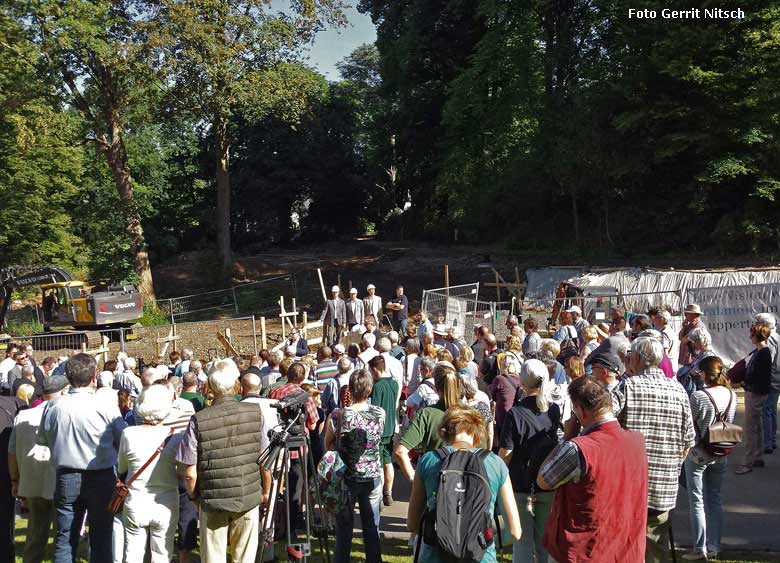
[141, 367, 159, 388]
[658, 310, 672, 324]
[124, 357, 137, 371]
[269, 350, 283, 365]
[614, 337, 631, 360]
[755, 312, 777, 330]
[98, 371, 114, 389]
[520, 359, 550, 412]
[688, 327, 712, 349]
[389, 331, 399, 344]
[500, 353, 522, 376]
[208, 358, 240, 395]
[135, 385, 173, 424]
[21, 365, 34, 378]
[190, 360, 202, 371]
[377, 337, 392, 353]
[181, 349, 193, 360]
[337, 357, 353, 374]
[362, 333, 376, 348]
[630, 337, 664, 369]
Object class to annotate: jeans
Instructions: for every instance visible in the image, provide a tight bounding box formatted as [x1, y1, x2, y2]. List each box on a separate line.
[177, 486, 199, 551]
[684, 457, 726, 555]
[763, 390, 779, 450]
[54, 467, 115, 563]
[513, 491, 555, 562]
[334, 478, 382, 563]
[744, 391, 768, 466]
[25, 497, 54, 563]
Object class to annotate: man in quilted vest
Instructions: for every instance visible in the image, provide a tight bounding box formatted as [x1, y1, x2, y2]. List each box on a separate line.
[176, 359, 264, 563]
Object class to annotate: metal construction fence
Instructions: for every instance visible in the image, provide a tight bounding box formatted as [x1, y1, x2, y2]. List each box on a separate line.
[421, 283, 516, 340]
[14, 316, 259, 366]
[156, 274, 296, 323]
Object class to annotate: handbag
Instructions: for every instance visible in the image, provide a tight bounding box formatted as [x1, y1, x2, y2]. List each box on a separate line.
[108, 427, 175, 514]
[701, 389, 742, 457]
[312, 408, 349, 513]
[726, 357, 747, 386]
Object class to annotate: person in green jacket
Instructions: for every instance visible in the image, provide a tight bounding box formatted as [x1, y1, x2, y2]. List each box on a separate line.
[369, 355, 398, 506]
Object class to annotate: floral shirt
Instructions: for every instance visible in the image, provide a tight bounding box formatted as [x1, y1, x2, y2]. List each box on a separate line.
[329, 405, 385, 480]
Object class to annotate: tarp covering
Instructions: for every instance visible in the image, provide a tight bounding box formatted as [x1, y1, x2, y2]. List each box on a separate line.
[524, 268, 584, 298]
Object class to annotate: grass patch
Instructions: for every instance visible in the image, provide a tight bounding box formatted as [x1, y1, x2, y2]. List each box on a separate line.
[4, 319, 44, 336]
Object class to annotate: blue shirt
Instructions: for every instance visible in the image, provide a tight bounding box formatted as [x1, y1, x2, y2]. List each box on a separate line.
[416, 446, 508, 563]
[40, 387, 127, 470]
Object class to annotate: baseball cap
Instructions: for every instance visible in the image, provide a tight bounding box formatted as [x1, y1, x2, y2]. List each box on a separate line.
[349, 287, 357, 294]
[589, 352, 621, 374]
[333, 344, 346, 354]
[331, 285, 340, 292]
[566, 305, 582, 315]
[43, 375, 69, 394]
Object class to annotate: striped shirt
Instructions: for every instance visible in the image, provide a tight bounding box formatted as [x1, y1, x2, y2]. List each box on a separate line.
[612, 368, 695, 511]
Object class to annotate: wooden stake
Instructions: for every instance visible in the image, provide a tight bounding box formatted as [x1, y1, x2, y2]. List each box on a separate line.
[260, 316, 267, 350]
[291, 298, 298, 328]
[302, 312, 308, 340]
[279, 296, 286, 341]
[445, 265, 450, 300]
[317, 268, 327, 302]
[337, 274, 341, 294]
[494, 270, 501, 302]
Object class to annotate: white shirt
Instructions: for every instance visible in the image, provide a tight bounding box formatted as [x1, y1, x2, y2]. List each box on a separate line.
[242, 395, 280, 453]
[405, 354, 422, 392]
[660, 325, 680, 372]
[0, 357, 16, 384]
[9, 403, 56, 499]
[406, 379, 439, 416]
[118, 425, 183, 504]
[359, 348, 379, 365]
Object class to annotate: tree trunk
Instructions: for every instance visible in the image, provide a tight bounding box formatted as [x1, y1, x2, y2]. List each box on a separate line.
[214, 114, 233, 272]
[100, 120, 157, 305]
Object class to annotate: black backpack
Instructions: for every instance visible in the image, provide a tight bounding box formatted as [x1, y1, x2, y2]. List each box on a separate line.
[417, 448, 495, 563]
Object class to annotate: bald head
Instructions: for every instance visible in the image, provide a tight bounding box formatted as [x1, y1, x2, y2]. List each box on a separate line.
[241, 372, 262, 396]
[485, 333, 498, 350]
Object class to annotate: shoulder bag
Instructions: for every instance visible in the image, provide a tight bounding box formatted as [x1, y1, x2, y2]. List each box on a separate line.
[701, 388, 742, 457]
[108, 427, 175, 514]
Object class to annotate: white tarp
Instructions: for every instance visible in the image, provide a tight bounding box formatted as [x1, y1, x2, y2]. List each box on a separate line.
[524, 268, 584, 299]
[686, 283, 780, 365]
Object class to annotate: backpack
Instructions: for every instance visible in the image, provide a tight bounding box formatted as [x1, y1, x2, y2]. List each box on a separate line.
[700, 389, 742, 457]
[417, 448, 495, 563]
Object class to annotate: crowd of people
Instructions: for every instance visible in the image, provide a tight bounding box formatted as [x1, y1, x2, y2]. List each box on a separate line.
[0, 282, 778, 563]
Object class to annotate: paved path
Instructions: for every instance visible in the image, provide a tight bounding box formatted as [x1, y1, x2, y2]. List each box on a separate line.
[377, 396, 780, 554]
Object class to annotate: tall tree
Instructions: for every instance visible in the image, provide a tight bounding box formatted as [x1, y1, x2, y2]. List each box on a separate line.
[7, 0, 158, 302]
[148, 0, 347, 272]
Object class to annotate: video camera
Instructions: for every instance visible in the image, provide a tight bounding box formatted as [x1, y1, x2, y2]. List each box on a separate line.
[269, 390, 310, 424]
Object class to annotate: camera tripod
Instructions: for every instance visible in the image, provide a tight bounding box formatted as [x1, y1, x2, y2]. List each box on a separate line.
[257, 412, 331, 563]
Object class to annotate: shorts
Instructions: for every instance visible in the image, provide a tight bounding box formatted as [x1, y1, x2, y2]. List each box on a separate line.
[380, 436, 393, 465]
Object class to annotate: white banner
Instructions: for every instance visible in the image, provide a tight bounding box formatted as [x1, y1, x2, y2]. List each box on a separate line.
[686, 283, 780, 365]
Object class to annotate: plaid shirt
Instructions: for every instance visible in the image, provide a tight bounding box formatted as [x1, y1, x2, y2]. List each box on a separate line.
[612, 368, 695, 511]
[269, 382, 319, 459]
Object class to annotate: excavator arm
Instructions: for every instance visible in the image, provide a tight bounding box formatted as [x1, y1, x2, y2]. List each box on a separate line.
[0, 265, 74, 329]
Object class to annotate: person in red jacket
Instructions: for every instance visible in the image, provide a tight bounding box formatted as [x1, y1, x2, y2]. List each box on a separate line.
[537, 376, 648, 563]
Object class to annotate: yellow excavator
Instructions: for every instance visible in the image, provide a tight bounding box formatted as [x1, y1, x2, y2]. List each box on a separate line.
[0, 265, 143, 336]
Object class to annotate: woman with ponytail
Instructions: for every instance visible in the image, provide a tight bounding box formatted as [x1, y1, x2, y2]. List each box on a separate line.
[394, 362, 460, 483]
[684, 355, 736, 560]
[498, 359, 561, 563]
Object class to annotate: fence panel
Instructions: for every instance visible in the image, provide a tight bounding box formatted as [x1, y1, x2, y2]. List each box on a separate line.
[421, 283, 480, 338]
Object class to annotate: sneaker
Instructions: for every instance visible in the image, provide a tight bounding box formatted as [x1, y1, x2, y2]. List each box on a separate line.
[735, 465, 753, 475]
[708, 551, 719, 560]
[681, 551, 706, 560]
[382, 491, 393, 506]
[752, 459, 766, 468]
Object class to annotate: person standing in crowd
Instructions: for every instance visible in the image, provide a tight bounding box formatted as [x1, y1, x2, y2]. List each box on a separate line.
[39, 353, 127, 563]
[479, 333, 500, 387]
[267, 362, 318, 539]
[416, 310, 433, 341]
[180, 371, 205, 412]
[589, 352, 622, 392]
[498, 358, 559, 563]
[363, 284, 382, 322]
[458, 370, 493, 449]
[612, 336, 695, 563]
[175, 350, 193, 378]
[580, 325, 599, 359]
[755, 313, 779, 454]
[321, 286, 347, 347]
[115, 356, 142, 398]
[314, 346, 340, 414]
[324, 368, 385, 563]
[406, 357, 438, 418]
[649, 308, 680, 373]
[345, 287, 365, 330]
[553, 311, 578, 344]
[8, 375, 69, 563]
[738, 321, 773, 474]
[490, 353, 524, 442]
[368, 355, 398, 507]
[388, 331, 406, 362]
[0, 343, 19, 391]
[176, 359, 265, 563]
[407, 405, 522, 563]
[539, 377, 648, 563]
[395, 362, 461, 482]
[0, 389, 25, 561]
[678, 327, 715, 394]
[567, 305, 589, 343]
[679, 304, 705, 367]
[386, 285, 409, 334]
[522, 318, 543, 355]
[472, 325, 488, 364]
[683, 356, 737, 560]
[119, 385, 184, 563]
[404, 338, 423, 394]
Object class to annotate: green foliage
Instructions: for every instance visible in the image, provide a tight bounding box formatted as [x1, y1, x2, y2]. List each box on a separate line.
[138, 302, 171, 326]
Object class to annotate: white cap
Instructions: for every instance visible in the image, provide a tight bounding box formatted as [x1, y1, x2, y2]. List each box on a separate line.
[566, 305, 582, 315]
[367, 284, 376, 290]
[333, 344, 346, 354]
[331, 285, 340, 293]
[349, 287, 358, 294]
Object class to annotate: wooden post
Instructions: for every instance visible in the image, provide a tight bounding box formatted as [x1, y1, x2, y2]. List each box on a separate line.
[444, 265, 450, 300]
[291, 298, 298, 328]
[302, 312, 308, 340]
[494, 270, 501, 302]
[337, 274, 341, 293]
[279, 296, 286, 341]
[317, 268, 327, 302]
[260, 316, 267, 350]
